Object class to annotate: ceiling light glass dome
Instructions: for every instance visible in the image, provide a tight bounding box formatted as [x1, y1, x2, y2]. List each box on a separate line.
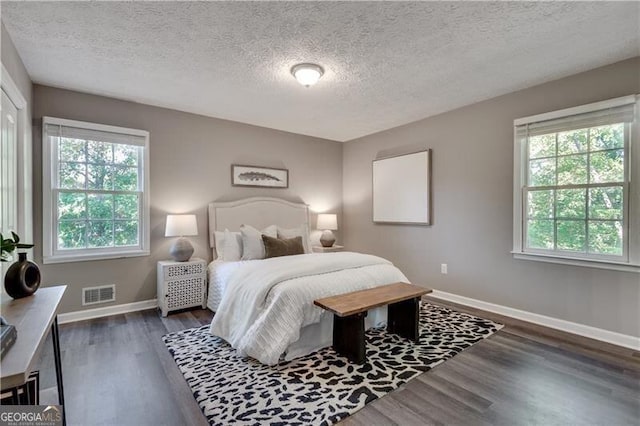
[291, 63, 324, 87]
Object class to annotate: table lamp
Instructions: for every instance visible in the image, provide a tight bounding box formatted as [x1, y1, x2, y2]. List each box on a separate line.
[165, 214, 198, 261]
[317, 214, 338, 247]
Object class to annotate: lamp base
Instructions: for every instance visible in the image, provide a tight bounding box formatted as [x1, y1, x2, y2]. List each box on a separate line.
[320, 230, 336, 247]
[170, 237, 194, 262]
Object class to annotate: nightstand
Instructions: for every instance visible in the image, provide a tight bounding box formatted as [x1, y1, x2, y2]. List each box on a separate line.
[157, 258, 207, 317]
[313, 245, 344, 253]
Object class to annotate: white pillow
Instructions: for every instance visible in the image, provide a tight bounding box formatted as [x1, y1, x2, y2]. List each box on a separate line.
[215, 230, 242, 259]
[278, 224, 312, 254]
[222, 229, 243, 261]
[240, 224, 277, 260]
[214, 231, 225, 258]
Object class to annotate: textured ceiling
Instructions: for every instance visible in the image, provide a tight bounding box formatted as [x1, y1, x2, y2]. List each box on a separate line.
[2, 2, 639, 142]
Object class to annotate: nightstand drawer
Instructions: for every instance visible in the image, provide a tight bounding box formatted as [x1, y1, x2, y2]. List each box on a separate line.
[163, 262, 205, 280]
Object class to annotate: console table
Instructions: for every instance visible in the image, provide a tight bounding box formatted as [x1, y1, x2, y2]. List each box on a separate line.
[1, 286, 66, 425]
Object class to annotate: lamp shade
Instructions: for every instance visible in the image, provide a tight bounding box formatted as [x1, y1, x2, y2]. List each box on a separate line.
[317, 214, 338, 231]
[165, 214, 198, 237]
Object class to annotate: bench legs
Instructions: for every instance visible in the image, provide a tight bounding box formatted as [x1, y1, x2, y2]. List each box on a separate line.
[333, 312, 366, 364]
[387, 297, 420, 342]
[331, 297, 421, 364]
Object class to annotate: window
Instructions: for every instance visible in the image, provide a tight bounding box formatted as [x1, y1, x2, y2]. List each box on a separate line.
[513, 95, 639, 272]
[43, 117, 150, 263]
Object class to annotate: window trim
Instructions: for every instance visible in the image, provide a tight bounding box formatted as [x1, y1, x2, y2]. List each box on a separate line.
[513, 95, 640, 272]
[1, 63, 32, 260]
[42, 116, 150, 264]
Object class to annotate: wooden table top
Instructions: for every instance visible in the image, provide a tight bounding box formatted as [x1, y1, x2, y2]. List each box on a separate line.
[1, 286, 66, 390]
[314, 282, 431, 317]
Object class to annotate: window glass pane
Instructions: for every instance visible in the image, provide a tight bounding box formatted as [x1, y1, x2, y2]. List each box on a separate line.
[113, 167, 139, 191]
[88, 221, 114, 247]
[58, 221, 86, 249]
[87, 164, 114, 190]
[590, 149, 624, 183]
[527, 190, 554, 218]
[87, 141, 113, 163]
[588, 221, 623, 256]
[115, 221, 139, 246]
[59, 162, 86, 189]
[590, 124, 623, 151]
[114, 194, 139, 219]
[59, 138, 86, 162]
[526, 219, 554, 249]
[88, 194, 114, 219]
[558, 128, 588, 155]
[528, 158, 555, 187]
[556, 189, 585, 219]
[557, 154, 587, 185]
[556, 220, 585, 252]
[114, 145, 138, 166]
[589, 187, 623, 220]
[58, 193, 86, 220]
[528, 134, 555, 159]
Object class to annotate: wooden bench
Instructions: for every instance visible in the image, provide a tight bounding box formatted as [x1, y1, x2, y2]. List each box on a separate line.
[314, 282, 432, 364]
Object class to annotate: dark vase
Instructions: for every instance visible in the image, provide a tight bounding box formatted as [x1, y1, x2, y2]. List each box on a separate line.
[4, 252, 41, 299]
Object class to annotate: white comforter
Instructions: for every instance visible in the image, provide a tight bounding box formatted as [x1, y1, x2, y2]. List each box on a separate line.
[209, 252, 408, 365]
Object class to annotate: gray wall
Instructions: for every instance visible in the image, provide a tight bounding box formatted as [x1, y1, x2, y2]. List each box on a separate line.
[343, 57, 640, 337]
[32, 85, 343, 313]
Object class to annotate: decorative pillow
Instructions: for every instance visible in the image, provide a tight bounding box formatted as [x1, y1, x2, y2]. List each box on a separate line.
[277, 224, 312, 254]
[262, 235, 305, 258]
[222, 229, 243, 261]
[214, 231, 225, 258]
[240, 224, 277, 260]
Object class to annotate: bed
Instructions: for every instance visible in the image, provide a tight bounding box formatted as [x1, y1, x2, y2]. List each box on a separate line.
[206, 197, 408, 365]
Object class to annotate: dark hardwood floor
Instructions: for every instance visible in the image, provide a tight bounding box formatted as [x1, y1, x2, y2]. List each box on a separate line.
[36, 302, 639, 426]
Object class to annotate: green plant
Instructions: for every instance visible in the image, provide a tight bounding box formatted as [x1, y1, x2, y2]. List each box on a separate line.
[1, 232, 34, 262]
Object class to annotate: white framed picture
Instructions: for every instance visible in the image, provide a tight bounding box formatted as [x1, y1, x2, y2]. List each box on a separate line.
[372, 149, 431, 225]
[231, 165, 289, 188]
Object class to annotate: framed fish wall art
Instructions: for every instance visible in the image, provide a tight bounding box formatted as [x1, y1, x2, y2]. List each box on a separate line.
[231, 164, 289, 188]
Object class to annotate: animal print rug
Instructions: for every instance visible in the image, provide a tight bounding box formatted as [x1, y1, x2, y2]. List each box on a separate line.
[163, 302, 502, 426]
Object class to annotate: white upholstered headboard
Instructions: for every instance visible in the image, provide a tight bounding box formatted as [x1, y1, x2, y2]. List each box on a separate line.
[208, 197, 310, 248]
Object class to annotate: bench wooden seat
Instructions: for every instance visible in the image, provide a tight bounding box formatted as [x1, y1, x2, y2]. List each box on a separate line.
[314, 282, 432, 364]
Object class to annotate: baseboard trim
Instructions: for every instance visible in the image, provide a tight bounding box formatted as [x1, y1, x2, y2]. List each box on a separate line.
[429, 290, 640, 351]
[58, 299, 158, 324]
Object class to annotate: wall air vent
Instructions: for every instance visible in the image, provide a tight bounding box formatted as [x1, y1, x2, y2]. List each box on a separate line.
[82, 284, 116, 306]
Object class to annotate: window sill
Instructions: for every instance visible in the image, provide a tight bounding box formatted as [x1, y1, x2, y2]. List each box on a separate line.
[43, 249, 150, 264]
[511, 251, 640, 273]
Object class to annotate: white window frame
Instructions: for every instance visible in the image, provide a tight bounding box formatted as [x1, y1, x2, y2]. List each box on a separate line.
[512, 95, 640, 273]
[42, 117, 150, 264]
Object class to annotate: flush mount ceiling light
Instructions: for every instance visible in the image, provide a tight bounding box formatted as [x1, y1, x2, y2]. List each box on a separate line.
[291, 63, 324, 87]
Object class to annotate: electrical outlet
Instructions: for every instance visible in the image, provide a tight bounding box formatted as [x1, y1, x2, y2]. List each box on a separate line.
[440, 263, 448, 274]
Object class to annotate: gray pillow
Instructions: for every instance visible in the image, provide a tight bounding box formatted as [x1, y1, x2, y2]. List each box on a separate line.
[277, 224, 312, 254]
[240, 224, 277, 260]
[262, 235, 305, 258]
